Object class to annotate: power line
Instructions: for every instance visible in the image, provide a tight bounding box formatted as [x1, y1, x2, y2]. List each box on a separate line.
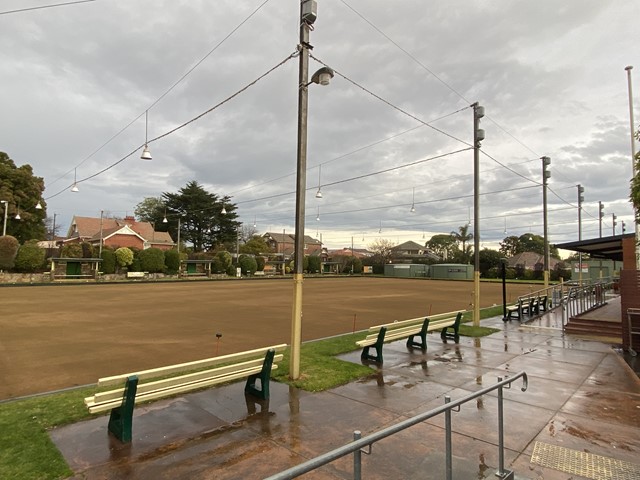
[43, 52, 297, 201]
[46, 0, 273, 188]
[0, 0, 97, 15]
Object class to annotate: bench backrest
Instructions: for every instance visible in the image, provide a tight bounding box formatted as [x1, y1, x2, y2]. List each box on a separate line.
[368, 309, 466, 332]
[97, 343, 287, 387]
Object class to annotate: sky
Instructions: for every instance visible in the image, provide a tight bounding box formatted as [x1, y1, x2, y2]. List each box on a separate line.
[1, 0, 638, 253]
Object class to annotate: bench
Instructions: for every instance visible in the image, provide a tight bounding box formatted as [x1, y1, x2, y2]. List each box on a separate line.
[126, 271, 147, 279]
[84, 344, 287, 443]
[506, 296, 540, 320]
[356, 310, 465, 363]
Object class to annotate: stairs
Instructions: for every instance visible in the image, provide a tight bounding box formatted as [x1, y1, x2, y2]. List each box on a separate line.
[564, 317, 622, 339]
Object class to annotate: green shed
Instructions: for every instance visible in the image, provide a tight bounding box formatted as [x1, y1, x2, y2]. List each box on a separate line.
[430, 264, 473, 280]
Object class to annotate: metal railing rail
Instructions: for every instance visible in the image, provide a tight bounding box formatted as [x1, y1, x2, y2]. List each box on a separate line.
[561, 279, 613, 325]
[265, 372, 528, 480]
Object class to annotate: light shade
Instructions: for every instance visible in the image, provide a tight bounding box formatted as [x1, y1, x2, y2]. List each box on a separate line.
[71, 184, 79, 193]
[310, 67, 334, 86]
[35, 201, 43, 210]
[315, 188, 323, 199]
[141, 145, 152, 160]
[221, 206, 227, 215]
[15, 212, 21, 220]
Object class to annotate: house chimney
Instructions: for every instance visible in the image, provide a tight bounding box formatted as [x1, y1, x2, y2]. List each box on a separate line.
[124, 216, 135, 224]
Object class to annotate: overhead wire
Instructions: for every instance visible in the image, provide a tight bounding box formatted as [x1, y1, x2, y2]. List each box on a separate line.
[0, 0, 97, 15]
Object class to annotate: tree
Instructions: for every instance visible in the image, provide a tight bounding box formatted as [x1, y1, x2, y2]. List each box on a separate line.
[0, 235, 19, 270]
[499, 233, 559, 258]
[343, 256, 363, 274]
[307, 255, 321, 273]
[0, 152, 46, 242]
[14, 240, 45, 272]
[139, 248, 165, 273]
[631, 128, 640, 220]
[134, 197, 166, 227]
[115, 247, 134, 270]
[239, 236, 272, 256]
[100, 248, 116, 274]
[238, 254, 257, 275]
[426, 234, 457, 260]
[478, 248, 503, 277]
[451, 224, 473, 263]
[160, 181, 239, 252]
[499, 236, 520, 257]
[164, 249, 180, 275]
[255, 255, 266, 272]
[367, 238, 396, 264]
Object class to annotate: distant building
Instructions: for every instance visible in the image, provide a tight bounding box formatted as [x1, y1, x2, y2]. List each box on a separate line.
[327, 247, 372, 259]
[65, 215, 175, 251]
[391, 240, 440, 263]
[262, 232, 322, 257]
[506, 251, 561, 271]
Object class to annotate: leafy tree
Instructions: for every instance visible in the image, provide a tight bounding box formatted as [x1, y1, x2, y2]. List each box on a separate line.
[0, 235, 20, 270]
[426, 234, 457, 260]
[159, 181, 238, 252]
[307, 255, 321, 273]
[239, 236, 272, 255]
[134, 197, 166, 225]
[255, 255, 266, 271]
[100, 248, 116, 274]
[343, 256, 362, 274]
[164, 249, 180, 274]
[478, 248, 504, 277]
[217, 251, 232, 269]
[238, 254, 257, 275]
[115, 247, 134, 270]
[451, 224, 473, 263]
[499, 236, 520, 257]
[14, 240, 45, 272]
[81, 242, 94, 258]
[367, 238, 396, 264]
[61, 243, 83, 258]
[0, 152, 46, 242]
[139, 248, 165, 273]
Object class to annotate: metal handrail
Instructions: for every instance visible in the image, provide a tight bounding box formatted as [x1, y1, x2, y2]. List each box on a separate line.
[561, 279, 613, 325]
[265, 372, 528, 480]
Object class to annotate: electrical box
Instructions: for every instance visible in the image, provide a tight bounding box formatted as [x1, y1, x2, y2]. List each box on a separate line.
[301, 0, 318, 24]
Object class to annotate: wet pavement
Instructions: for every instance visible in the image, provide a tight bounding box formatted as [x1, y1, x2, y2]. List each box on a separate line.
[51, 311, 640, 479]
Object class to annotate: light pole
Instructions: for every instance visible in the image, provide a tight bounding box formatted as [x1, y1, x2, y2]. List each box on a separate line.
[472, 102, 484, 327]
[500, 258, 508, 321]
[1, 200, 7, 236]
[290, 0, 334, 379]
[625, 66, 639, 267]
[542, 156, 550, 288]
[577, 184, 584, 283]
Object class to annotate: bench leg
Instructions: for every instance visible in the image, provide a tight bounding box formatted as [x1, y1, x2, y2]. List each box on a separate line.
[361, 327, 386, 363]
[108, 375, 138, 443]
[406, 319, 429, 350]
[245, 349, 275, 400]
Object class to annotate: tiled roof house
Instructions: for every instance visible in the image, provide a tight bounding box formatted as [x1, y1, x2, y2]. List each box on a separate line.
[66, 215, 175, 251]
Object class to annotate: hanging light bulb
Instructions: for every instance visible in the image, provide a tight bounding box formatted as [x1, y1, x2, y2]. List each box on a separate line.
[410, 187, 415, 213]
[316, 206, 320, 221]
[141, 110, 152, 160]
[221, 206, 227, 215]
[35, 201, 43, 210]
[71, 168, 79, 192]
[15, 208, 21, 220]
[162, 208, 168, 223]
[253, 216, 257, 228]
[315, 164, 323, 199]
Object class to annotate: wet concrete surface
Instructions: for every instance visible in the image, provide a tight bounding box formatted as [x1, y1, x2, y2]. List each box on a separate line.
[51, 312, 640, 479]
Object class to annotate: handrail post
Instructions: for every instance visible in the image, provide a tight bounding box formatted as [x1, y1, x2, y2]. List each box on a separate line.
[495, 377, 514, 479]
[353, 430, 362, 480]
[444, 395, 453, 480]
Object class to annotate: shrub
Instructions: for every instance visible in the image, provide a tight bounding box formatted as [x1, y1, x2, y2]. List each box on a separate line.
[14, 240, 46, 272]
[307, 256, 321, 273]
[255, 255, 266, 271]
[61, 243, 83, 258]
[138, 248, 165, 273]
[238, 255, 257, 275]
[81, 242, 94, 258]
[0, 235, 19, 270]
[100, 249, 116, 274]
[114, 247, 134, 270]
[226, 264, 237, 276]
[342, 257, 362, 274]
[164, 249, 180, 274]
[217, 251, 232, 269]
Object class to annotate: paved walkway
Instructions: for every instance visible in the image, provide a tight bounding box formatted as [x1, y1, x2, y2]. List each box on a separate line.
[51, 311, 640, 479]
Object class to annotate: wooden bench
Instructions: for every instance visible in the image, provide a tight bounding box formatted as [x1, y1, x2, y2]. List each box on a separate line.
[507, 296, 541, 320]
[356, 310, 465, 363]
[84, 344, 287, 443]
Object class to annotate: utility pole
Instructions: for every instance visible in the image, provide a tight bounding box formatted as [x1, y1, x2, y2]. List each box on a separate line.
[625, 66, 639, 268]
[542, 157, 550, 288]
[577, 185, 584, 284]
[598, 201, 604, 238]
[472, 102, 485, 327]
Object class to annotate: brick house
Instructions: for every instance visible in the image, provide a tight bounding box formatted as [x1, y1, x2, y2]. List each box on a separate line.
[262, 232, 322, 257]
[65, 215, 175, 251]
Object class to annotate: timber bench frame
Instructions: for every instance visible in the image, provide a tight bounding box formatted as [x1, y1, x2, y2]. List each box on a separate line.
[84, 344, 287, 443]
[506, 295, 549, 321]
[356, 310, 465, 363]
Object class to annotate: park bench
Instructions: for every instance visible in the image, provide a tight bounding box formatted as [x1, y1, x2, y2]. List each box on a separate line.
[356, 310, 465, 363]
[126, 271, 147, 279]
[506, 296, 538, 321]
[84, 344, 287, 443]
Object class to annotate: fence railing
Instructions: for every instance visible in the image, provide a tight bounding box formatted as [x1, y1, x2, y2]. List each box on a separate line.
[561, 279, 614, 325]
[265, 372, 528, 480]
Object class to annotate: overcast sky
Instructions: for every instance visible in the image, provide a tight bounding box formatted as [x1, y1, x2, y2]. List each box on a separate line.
[1, 0, 638, 252]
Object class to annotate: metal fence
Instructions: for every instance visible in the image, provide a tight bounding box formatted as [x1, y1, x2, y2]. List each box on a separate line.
[561, 278, 614, 325]
[265, 372, 528, 480]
